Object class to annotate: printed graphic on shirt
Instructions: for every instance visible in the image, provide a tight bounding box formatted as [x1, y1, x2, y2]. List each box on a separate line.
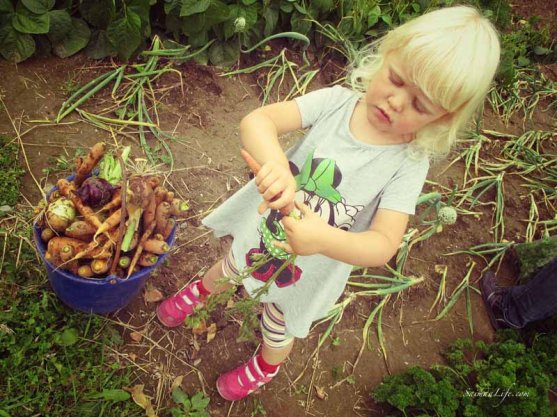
[245, 150, 364, 288]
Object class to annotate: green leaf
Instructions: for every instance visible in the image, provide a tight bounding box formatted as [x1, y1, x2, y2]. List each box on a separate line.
[12, 2, 50, 34]
[223, 4, 257, 39]
[47, 9, 72, 44]
[180, 0, 210, 17]
[533, 46, 551, 55]
[57, 327, 79, 346]
[171, 387, 190, 406]
[208, 39, 239, 66]
[190, 391, 210, 410]
[107, 9, 142, 60]
[79, 0, 115, 29]
[262, 5, 278, 37]
[87, 389, 130, 402]
[52, 17, 90, 58]
[241, 0, 257, 4]
[85, 29, 117, 59]
[0, 24, 35, 62]
[21, 0, 54, 14]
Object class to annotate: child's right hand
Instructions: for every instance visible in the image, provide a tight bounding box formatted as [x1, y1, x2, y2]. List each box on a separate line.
[255, 160, 296, 215]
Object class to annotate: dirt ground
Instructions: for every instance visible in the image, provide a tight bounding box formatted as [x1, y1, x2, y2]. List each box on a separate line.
[0, 3, 556, 416]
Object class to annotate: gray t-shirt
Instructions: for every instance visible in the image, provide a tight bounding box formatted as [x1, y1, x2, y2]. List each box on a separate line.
[202, 85, 429, 338]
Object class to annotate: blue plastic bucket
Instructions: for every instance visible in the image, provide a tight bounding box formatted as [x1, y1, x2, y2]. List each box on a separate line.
[34, 178, 176, 314]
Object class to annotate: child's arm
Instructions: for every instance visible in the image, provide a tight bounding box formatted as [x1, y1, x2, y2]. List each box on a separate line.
[240, 101, 302, 213]
[277, 202, 408, 267]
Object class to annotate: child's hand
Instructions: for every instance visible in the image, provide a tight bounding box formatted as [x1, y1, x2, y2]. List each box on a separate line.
[272, 201, 329, 256]
[255, 160, 296, 215]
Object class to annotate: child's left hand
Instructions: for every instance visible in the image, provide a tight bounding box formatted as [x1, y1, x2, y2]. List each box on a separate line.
[273, 201, 329, 256]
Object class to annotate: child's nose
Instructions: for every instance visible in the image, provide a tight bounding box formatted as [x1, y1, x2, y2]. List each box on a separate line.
[388, 92, 407, 112]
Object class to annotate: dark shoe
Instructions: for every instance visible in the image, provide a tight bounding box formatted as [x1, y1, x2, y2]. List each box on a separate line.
[480, 271, 512, 330]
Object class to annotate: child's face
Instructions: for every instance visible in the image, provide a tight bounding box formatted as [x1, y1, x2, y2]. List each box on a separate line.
[364, 51, 448, 140]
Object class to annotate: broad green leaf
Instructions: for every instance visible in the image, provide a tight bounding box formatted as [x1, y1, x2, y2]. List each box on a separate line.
[0, 24, 35, 62]
[87, 389, 130, 402]
[12, 2, 50, 34]
[85, 29, 117, 59]
[180, 1, 229, 36]
[0, 0, 14, 14]
[57, 327, 79, 346]
[262, 5, 278, 37]
[180, 0, 210, 17]
[241, 0, 257, 5]
[128, 0, 152, 37]
[310, 0, 333, 12]
[79, 0, 115, 29]
[52, 17, 90, 58]
[47, 9, 72, 44]
[208, 40, 239, 66]
[107, 9, 141, 60]
[21, 0, 54, 14]
[186, 29, 208, 48]
[190, 391, 209, 410]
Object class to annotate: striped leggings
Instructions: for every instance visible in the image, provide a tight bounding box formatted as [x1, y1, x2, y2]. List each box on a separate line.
[222, 249, 294, 349]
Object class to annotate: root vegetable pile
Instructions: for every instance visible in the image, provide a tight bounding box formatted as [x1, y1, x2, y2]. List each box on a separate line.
[37, 142, 189, 279]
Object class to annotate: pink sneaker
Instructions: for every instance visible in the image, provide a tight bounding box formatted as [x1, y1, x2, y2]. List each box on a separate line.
[156, 280, 204, 327]
[216, 356, 279, 401]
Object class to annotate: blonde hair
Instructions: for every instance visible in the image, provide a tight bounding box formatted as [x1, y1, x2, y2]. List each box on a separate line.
[348, 6, 500, 159]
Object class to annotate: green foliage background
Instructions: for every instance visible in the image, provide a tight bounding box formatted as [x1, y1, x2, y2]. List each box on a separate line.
[0, 0, 554, 78]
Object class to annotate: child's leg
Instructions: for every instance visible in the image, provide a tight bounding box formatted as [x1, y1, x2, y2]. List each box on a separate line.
[217, 303, 294, 401]
[157, 250, 238, 327]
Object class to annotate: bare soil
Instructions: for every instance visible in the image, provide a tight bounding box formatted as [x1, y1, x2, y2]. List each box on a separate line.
[0, 3, 555, 415]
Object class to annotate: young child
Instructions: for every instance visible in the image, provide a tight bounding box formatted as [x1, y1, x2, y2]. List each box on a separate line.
[157, 5, 500, 401]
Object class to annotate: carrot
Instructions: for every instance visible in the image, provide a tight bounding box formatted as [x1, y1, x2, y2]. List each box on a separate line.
[94, 208, 124, 240]
[138, 252, 158, 267]
[165, 191, 175, 202]
[91, 259, 110, 275]
[154, 201, 171, 236]
[118, 256, 131, 268]
[146, 175, 162, 190]
[41, 228, 55, 242]
[127, 221, 156, 278]
[142, 192, 156, 230]
[169, 198, 189, 217]
[153, 233, 164, 241]
[144, 239, 169, 255]
[57, 179, 103, 229]
[240, 149, 292, 216]
[77, 265, 94, 278]
[162, 218, 175, 241]
[154, 186, 168, 206]
[48, 237, 87, 258]
[45, 251, 63, 267]
[99, 188, 122, 212]
[240, 148, 262, 175]
[65, 221, 96, 241]
[74, 142, 107, 187]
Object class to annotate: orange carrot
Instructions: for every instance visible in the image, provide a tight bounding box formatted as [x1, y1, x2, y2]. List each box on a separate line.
[241, 148, 261, 174]
[94, 208, 124, 239]
[138, 252, 158, 267]
[65, 221, 96, 241]
[169, 198, 189, 217]
[162, 218, 175, 240]
[99, 188, 122, 212]
[240, 149, 292, 216]
[154, 201, 171, 236]
[154, 186, 168, 206]
[48, 237, 87, 258]
[74, 142, 107, 187]
[165, 191, 175, 202]
[127, 221, 156, 278]
[91, 259, 110, 275]
[41, 228, 55, 242]
[142, 192, 156, 230]
[144, 239, 169, 255]
[77, 265, 94, 278]
[146, 175, 162, 190]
